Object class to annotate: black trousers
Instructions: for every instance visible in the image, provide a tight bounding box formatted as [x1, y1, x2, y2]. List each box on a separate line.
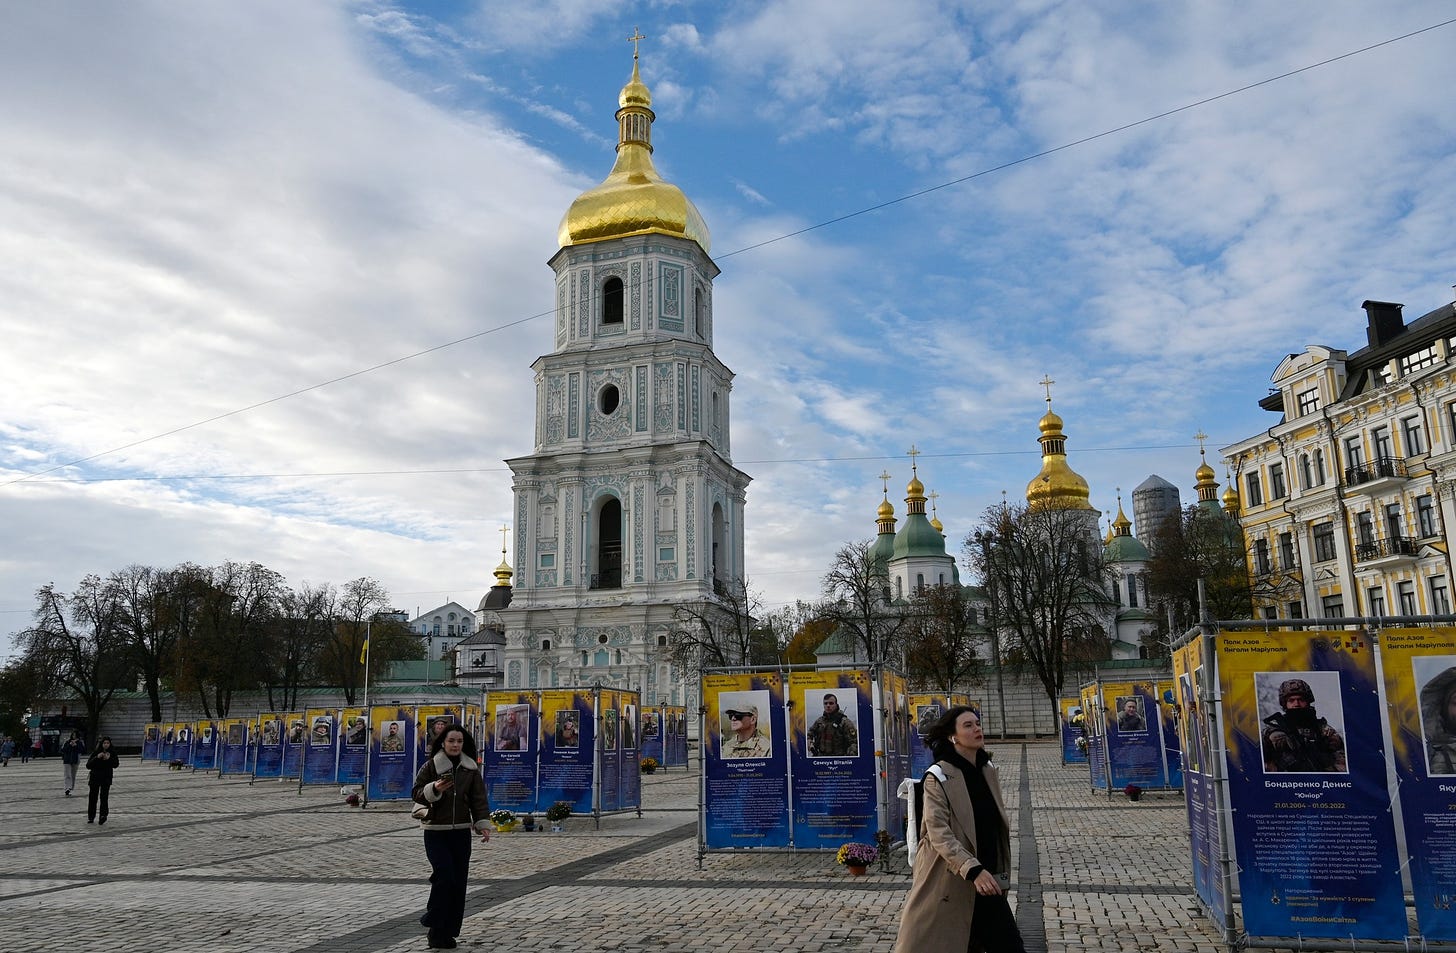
[87, 781, 111, 821]
[422, 829, 473, 937]
[969, 893, 1025, 953]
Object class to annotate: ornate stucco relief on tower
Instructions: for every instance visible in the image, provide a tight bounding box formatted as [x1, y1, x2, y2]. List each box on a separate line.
[654, 362, 674, 430]
[556, 278, 568, 348]
[630, 261, 642, 330]
[634, 365, 648, 433]
[578, 269, 591, 337]
[545, 375, 565, 445]
[586, 367, 633, 441]
[660, 262, 682, 331]
[567, 372, 580, 438]
[633, 482, 645, 582]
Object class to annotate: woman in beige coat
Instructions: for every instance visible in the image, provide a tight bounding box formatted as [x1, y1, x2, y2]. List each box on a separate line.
[893, 706, 1024, 952]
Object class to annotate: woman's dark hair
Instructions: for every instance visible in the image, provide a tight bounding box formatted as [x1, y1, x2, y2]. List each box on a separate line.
[922, 705, 979, 757]
[428, 723, 477, 759]
[99, 736, 113, 747]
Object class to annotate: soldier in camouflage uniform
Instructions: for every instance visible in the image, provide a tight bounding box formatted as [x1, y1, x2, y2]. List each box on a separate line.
[807, 694, 858, 757]
[1261, 677, 1346, 772]
[1422, 667, 1456, 776]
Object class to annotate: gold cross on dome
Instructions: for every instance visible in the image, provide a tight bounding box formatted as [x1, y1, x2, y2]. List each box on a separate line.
[627, 28, 646, 58]
[1039, 375, 1055, 405]
[1194, 429, 1209, 458]
[878, 470, 892, 496]
[906, 444, 921, 475]
[499, 524, 511, 556]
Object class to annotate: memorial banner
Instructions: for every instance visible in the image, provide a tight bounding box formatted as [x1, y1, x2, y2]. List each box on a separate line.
[173, 722, 194, 766]
[142, 724, 160, 761]
[338, 708, 368, 785]
[301, 708, 338, 785]
[1173, 638, 1221, 919]
[219, 719, 249, 775]
[368, 706, 415, 801]
[703, 670, 789, 849]
[417, 706, 463, 766]
[464, 704, 482, 743]
[484, 692, 538, 812]
[599, 690, 623, 812]
[908, 693, 948, 777]
[790, 669, 877, 849]
[280, 712, 305, 779]
[1081, 684, 1107, 789]
[191, 721, 218, 771]
[1156, 679, 1183, 790]
[254, 714, 284, 778]
[539, 690, 593, 814]
[1104, 680, 1168, 789]
[1059, 697, 1088, 764]
[881, 670, 911, 835]
[1377, 626, 1456, 940]
[618, 693, 641, 810]
[1218, 628, 1404, 940]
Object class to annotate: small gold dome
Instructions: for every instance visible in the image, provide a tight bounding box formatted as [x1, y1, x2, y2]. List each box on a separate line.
[930, 515, 944, 533]
[1195, 460, 1215, 483]
[877, 498, 895, 520]
[494, 557, 514, 587]
[557, 56, 710, 252]
[1222, 483, 1239, 508]
[1026, 395, 1095, 510]
[906, 476, 925, 498]
[1039, 409, 1064, 435]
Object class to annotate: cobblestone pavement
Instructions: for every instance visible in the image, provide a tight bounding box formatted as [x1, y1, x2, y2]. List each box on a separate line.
[0, 743, 1230, 952]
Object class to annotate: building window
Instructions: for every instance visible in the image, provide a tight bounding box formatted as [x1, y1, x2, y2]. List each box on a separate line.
[1128, 576, 1138, 608]
[541, 638, 551, 651]
[540, 553, 555, 568]
[1418, 494, 1437, 537]
[1314, 448, 1326, 485]
[1245, 472, 1263, 507]
[1287, 600, 1303, 621]
[1399, 580, 1418, 615]
[1356, 511, 1375, 546]
[1403, 415, 1427, 455]
[1321, 594, 1344, 618]
[1367, 587, 1386, 618]
[1254, 539, 1271, 575]
[1300, 453, 1312, 490]
[1279, 532, 1295, 570]
[1373, 426, 1393, 462]
[1112, 579, 1122, 605]
[1345, 436, 1365, 470]
[658, 547, 674, 561]
[916, 573, 925, 591]
[1269, 462, 1286, 500]
[1313, 522, 1337, 561]
[1401, 344, 1439, 376]
[1385, 502, 1403, 539]
[1262, 605, 1278, 620]
[1297, 388, 1320, 415]
[1430, 577, 1451, 616]
[602, 276, 624, 325]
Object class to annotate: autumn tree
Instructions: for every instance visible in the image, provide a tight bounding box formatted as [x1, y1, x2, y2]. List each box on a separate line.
[671, 578, 782, 670]
[966, 503, 1113, 724]
[816, 540, 910, 665]
[902, 583, 983, 694]
[1146, 505, 1253, 635]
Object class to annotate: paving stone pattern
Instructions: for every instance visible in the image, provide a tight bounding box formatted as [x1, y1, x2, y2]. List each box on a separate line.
[0, 743, 1230, 952]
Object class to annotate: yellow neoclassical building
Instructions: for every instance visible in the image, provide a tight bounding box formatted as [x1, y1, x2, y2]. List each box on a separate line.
[1221, 296, 1456, 622]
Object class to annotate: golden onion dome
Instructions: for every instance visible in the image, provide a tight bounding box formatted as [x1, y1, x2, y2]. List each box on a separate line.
[557, 55, 710, 253]
[877, 498, 895, 520]
[1026, 396, 1095, 510]
[1038, 409, 1064, 435]
[1195, 459, 1216, 483]
[494, 555, 514, 587]
[1222, 482, 1240, 509]
[930, 515, 944, 533]
[906, 476, 925, 499]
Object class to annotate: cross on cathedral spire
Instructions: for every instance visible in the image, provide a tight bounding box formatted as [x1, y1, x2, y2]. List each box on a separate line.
[1039, 374, 1055, 406]
[627, 27, 646, 58]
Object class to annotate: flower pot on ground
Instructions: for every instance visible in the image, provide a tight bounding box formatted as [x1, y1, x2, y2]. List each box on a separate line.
[836, 842, 878, 874]
[544, 800, 572, 831]
[489, 809, 518, 831]
[521, 815, 536, 832]
[640, 757, 659, 774]
[846, 864, 868, 876]
[1124, 784, 1143, 801]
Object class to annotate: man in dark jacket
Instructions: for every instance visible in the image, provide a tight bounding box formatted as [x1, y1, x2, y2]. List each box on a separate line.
[808, 694, 858, 757]
[86, 736, 120, 824]
[1261, 678, 1346, 772]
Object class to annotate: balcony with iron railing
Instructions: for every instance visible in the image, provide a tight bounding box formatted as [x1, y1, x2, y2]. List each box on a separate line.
[1354, 535, 1420, 565]
[589, 569, 622, 590]
[1343, 456, 1408, 494]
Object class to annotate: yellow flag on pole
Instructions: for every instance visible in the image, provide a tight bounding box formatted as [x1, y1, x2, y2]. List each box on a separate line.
[359, 638, 369, 665]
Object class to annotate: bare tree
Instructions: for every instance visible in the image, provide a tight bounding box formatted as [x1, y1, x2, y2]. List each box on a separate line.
[671, 577, 777, 670]
[263, 581, 336, 711]
[16, 577, 133, 741]
[112, 564, 177, 722]
[183, 562, 283, 717]
[817, 540, 910, 665]
[902, 583, 983, 694]
[322, 577, 392, 703]
[965, 503, 1113, 720]
[1146, 505, 1253, 634]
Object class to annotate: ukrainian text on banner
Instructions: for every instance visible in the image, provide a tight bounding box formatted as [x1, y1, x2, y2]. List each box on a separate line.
[1378, 626, 1456, 940]
[658, 705, 689, 766]
[881, 670, 911, 835]
[539, 690, 592, 814]
[142, 725, 160, 761]
[790, 670, 877, 849]
[254, 715, 284, 778]
[599, 690, 623, 812]
[641, 707, 664, 763]
[618, 692, 641, 810]
[301, 709, 338, 785]
[1104, 680, 1168, 789]
[337, 708, 368, 784]
[483, 692, 538, 813]
[192, 721, 218, 771]
[464, 704, 482, 743]
[1174, 639, 1220, 918]
[173, 723, 194, 766]
[368, 706, 415, 801]
[220, 719, 249, 775]
[279, 713, 306, 778]
[1219, 628, 1404, 940]
[703, 671, 790, 849]
[1059, 697, 1088, 763]
[1157, 680, 1183, 789]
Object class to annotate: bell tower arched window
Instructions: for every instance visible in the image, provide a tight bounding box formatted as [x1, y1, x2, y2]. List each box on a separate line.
[602, 277, 624, 325]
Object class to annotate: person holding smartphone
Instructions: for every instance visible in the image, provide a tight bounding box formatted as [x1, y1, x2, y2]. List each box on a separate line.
[410, 724, 491, 950]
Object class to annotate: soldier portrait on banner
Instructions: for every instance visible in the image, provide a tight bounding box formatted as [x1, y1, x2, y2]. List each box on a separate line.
[1257, 671, 1347, 773]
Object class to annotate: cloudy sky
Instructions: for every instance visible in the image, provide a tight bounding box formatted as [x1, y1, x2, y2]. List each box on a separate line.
[3, 1, 1455, 659]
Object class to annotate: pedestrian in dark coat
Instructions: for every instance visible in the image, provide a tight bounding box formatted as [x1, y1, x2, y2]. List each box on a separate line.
[893, 706, 1025, 953]
[85, 736, 120, 824]
[411, 724, 491, 949]
[61, 731, 85, 795]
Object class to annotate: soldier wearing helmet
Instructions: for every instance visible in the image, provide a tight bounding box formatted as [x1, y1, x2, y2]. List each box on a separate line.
[1421, 666, 1456, 776]
[1261, 676, 1347, 772]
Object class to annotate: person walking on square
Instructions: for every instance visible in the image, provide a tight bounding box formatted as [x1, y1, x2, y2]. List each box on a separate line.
[411, 724, 491, 950]
[85, 736, 119, 824]
[1, 735, 13, 766]
[61, 730, 85, 795]
[18, 730, 32, 763]
[893, 706, 1026, 953]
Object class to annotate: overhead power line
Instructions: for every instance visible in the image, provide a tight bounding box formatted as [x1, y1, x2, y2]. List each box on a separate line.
[4, 16, 1452, 489]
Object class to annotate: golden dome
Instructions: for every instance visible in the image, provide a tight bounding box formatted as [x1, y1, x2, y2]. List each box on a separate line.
[1222, 482, 1240, 510]
[1195, 459, 1215, 483]
[494, 557, 514, 587]
[1038, 409, 1065, 435]
[1113, 503, 1132, 533]
[877, 498, 895, 520]
[930, 515, 944, 533]
[906, 476, 925, 499]
[557, 56, 710, 253]
[1025, 396, 1095, 510]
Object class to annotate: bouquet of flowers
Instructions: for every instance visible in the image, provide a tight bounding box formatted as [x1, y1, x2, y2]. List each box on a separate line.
[545, 800, 573, 823]
[1124, 783, 1143, 800]
[489, 808, 517, 825]
[640, 757, 660, 773]
[836, 843, 879, 867]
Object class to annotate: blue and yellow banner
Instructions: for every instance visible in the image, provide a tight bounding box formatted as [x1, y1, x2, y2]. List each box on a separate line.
[368, 705, 415, 801]
[416, 706, 463, 766]
[483, 692, 537, 812]
[1378, 626, 1456, 940]
[191, 720, 217, 771]
[279, 712, 305, 779]
[337, 708, 367, 784]
[219, 719, 249, 775]
[301, 708, 337, 785]
[254, 714, 284, 778]
[1080, 684, 1107, 789]
[1103, 679, 1169, 789]
[703, 670, 789, 849]
[142, 724, 160, 761]
[618, 693, 641, 810]
[908, 693, 948, 777]
[880, 670, 911, 835]
[1059, 697, 1088, 763]
[599, 690, 623, 812]
[789, 669, 877, 849]
[539, 689, 593, 814]
[1218, 628, 1404, 940]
